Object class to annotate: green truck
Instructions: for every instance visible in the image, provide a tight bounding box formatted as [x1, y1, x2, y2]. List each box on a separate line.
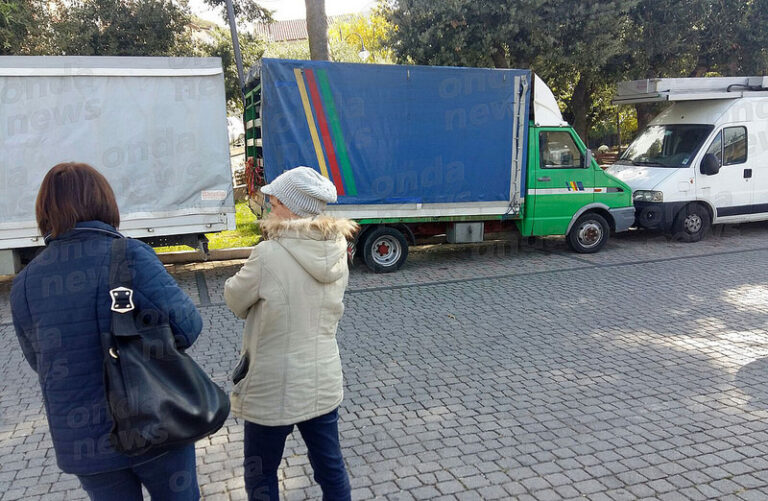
[243, 59, 633, 272]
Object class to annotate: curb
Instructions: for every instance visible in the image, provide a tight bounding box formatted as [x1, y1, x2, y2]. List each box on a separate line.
[158, 247, 253, 264]
[156, 239, 520, 265]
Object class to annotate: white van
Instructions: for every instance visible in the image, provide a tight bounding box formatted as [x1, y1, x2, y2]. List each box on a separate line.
[607, 77, 768, 241]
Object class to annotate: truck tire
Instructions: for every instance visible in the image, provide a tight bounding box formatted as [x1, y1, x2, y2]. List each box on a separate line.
[361, 227, 409, 273]
[567, 213, 610, 253]
[671, 203, 710, 242]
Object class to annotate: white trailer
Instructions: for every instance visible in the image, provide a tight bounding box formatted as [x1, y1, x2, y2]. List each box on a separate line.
[0, 56, 235, 274]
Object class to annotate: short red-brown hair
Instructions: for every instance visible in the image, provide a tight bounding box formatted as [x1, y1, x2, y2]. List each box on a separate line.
[36, 163, 120, 238]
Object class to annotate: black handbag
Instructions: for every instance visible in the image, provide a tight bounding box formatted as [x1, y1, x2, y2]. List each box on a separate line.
[102, 237, 230, 456]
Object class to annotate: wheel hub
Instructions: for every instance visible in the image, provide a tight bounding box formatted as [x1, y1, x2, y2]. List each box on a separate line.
[684, 214, 702, 233]
[578, 222, 602, 248]
[377, 242, 391, 256]
[370, 236, 402, 266]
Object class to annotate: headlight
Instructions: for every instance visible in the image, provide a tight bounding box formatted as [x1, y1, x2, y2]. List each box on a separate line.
[633, 190, 664, 202]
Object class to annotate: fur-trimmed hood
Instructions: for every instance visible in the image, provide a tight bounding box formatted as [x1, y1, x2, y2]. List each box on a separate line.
[260, 215, 358, 283]
[259, 214, 358, 240]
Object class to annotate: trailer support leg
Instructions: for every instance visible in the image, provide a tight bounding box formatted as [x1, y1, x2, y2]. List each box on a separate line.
[0, 250, 21, 276]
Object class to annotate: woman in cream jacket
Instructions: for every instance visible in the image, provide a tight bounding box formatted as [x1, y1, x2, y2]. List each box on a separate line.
[224, 167, 357, 501]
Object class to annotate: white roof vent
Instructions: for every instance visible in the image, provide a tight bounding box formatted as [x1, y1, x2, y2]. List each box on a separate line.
[613, 76, 768, 105]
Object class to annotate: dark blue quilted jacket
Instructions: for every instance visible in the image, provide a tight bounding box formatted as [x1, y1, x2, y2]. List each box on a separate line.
[10, 221, 202, 475]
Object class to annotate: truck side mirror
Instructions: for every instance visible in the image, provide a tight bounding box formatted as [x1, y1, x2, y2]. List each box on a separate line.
[700, 153, 721, 176]
[583, 148, 593, 168]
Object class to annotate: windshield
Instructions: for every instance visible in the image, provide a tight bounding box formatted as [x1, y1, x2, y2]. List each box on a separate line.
[617, 124, 714, 168]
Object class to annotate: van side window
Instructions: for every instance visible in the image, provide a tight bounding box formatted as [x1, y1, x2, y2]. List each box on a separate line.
[540, 131, 583, 169]
[705, 127, 747, 167]
[723, 127, 747, 165]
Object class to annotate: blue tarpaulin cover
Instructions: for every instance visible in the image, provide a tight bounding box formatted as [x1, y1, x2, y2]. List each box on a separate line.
[261, 58, 531, 205]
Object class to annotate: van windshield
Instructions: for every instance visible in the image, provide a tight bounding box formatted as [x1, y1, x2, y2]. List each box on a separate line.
[616, 124, 714, 168]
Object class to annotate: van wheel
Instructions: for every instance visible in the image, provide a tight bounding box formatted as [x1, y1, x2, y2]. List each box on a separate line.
[362, 227, 409, 273]
[567, 213, 610, 253]
[672, 204, 710, 242]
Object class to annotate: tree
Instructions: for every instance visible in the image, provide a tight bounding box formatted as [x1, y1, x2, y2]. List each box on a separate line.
[618, 0, 704, 129]
[203, 26, 266, 112]
[623, 0, 701, 80]
[738, 0, 768, 74]
[384, 0, 635, 141]
[383, 0, 544, 69]
[305, 0, 329, 60]
[620, 0, 768, 130]
[693, 0, 768, 76]
[202, 0, 271, 23]
[52, 0, 192, 56]
[537, 0, 637, 141]
[331, 9, 395, 63]
[262, 40, 311, 61]
[0, 0, 47, 54]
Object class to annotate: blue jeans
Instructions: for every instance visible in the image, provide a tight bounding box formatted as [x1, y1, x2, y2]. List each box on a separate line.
[76, 444, 199, 501]
[244, 408, 351, 501]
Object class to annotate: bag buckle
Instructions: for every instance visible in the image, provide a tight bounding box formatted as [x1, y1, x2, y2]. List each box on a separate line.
[110, 287, 135, 313]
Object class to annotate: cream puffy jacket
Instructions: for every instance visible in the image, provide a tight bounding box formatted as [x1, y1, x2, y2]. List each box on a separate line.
[224, 215, 357, 426]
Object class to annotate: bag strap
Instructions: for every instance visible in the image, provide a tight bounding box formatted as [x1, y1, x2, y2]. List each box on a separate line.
[108, 238, 138, 338]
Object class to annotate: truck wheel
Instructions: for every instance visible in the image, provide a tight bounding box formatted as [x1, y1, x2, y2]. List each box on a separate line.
[672, 204, 710, 242]
[567, 213, 610, 253]
[362, 227, 409, 273]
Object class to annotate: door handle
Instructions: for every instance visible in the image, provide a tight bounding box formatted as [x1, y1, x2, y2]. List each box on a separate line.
[744, 169, 753, 179]
[537, 176, 551, 182]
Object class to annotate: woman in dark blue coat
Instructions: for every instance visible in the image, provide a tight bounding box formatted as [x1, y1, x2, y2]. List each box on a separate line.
[10, 163, 203, 500]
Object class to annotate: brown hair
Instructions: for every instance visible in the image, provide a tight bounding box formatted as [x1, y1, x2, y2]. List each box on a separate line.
[36, 163, 120, 238]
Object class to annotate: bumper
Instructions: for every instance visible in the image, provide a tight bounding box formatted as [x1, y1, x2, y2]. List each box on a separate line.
[609, 206, 636, 233]
[634, 201, 688, 231]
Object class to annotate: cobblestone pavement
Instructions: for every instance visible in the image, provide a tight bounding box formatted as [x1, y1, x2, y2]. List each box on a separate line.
[4, 224, 768, 500]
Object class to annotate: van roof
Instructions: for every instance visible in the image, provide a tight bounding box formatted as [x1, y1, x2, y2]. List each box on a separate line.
[614, 76, 768, 105]
[650, 97, 768, 126]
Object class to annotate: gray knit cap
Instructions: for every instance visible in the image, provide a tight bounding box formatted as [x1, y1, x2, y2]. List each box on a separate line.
[261, 166, 337, 217]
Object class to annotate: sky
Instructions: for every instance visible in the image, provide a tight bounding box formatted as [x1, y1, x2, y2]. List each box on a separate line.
[189, 0, 378, 24]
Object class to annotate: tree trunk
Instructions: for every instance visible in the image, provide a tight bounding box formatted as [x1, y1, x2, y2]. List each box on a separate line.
[305, 0, 329, 61]
[635, 103, 655, 131]
[571, 75, 591, 144]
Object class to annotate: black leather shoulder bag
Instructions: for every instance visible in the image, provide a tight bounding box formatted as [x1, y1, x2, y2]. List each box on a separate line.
[102, 237, 230, 456]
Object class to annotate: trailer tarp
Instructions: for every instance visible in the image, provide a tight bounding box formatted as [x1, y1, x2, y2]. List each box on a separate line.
[260, 59, 531, 206]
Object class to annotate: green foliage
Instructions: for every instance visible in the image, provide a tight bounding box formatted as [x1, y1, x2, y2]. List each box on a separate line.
[383, 0, 544, 68]
[588, 89, 638, 145]
[155, 201, 260, 252]
[260, 11, 396, 65]
[383, 0, 768, 142]
[202, 0, 271, 23]
[262, 40, 311, 61]
[622, 0, 701, 79]
[202, 26, 266, 111]
[3, 0, 767, 145]
[535, 0, 637, 139]
[331, 9, 395, 64]
[622, 0, 768, 78]
[697, 0, 768, 75]
[384, 0, 636, 139]
[52, 0, 192, 56]
[0, 0, 46, 54]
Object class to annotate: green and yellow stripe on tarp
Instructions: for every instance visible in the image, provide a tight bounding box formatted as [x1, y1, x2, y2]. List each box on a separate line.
[293, 68, 358, 196]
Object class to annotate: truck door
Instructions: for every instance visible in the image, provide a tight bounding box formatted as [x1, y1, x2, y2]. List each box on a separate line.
[696, 125, 751, 223]
[530, 129, 595, 235]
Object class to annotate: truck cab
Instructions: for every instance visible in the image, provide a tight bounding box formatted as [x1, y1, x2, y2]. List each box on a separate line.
[608, 77, 768, 241]
[521, 77, 634, 252]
